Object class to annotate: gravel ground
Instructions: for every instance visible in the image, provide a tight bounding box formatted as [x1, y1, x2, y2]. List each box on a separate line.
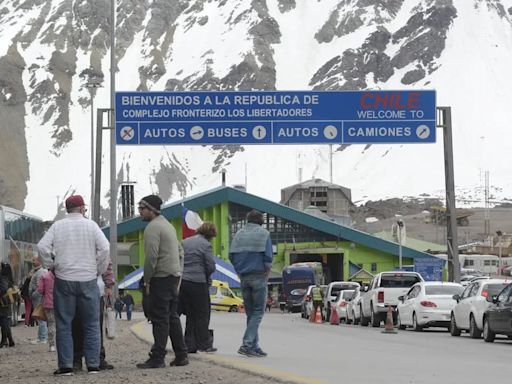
[0, 315, 282, 384]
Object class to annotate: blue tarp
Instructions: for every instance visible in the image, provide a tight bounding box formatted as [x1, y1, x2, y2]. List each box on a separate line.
[117, 256, 240, 289]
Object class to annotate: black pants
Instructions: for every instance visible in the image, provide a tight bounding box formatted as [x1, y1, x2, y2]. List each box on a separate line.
[0, 315, 13, 345]
[72, 297, 106, 365]
[149, 275, 187, 361]
[179, 280, 212, 352]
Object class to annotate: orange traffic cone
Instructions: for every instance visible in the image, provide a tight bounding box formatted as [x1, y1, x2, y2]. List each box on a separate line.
[381, 306, 397, 334]
[314, 306, 322, 324]
[329, 304, 340, 325]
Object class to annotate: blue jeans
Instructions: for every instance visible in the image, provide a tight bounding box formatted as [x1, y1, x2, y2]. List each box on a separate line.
[54, 278, 100, 369]
[38, 320, 48, 341]
[126, 304, 133, 320]
[240, 273, 267, 350]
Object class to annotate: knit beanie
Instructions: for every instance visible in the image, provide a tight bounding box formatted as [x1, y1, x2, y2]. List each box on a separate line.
[139, 194, 163, 214]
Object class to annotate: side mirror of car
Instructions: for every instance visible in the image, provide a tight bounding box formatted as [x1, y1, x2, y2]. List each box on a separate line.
[487, 295, 498, 303]
[452, 294, 460, 302]
[362, 286, 369, 292]
[398, 295, 404, 302]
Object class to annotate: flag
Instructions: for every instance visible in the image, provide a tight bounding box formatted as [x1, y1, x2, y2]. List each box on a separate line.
[182, 205, 203, 239]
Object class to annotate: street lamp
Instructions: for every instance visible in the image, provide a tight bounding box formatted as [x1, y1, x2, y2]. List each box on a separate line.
[397, 220, 404, 270]
[496, 230, 503, 276]
[85, 80, 103, 209]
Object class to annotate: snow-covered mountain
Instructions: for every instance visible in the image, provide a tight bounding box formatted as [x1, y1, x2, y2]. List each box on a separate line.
[1, 0, 511, 221]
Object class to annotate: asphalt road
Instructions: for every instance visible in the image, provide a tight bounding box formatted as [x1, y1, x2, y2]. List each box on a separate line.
[204, 310, 512, 384]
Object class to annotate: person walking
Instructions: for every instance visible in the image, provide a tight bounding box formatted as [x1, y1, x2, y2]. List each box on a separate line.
[229, 210, 273, 358]
[0, 262, 15, 348]
[114, 296, 124, 319]
[37, 269, 56, 352]
[136, 194, 188, 369]
[37, 194, 110, 376]
[179, 222, 217, 353]
[122, 291, 134, 321]
[29, 255, 48, 344]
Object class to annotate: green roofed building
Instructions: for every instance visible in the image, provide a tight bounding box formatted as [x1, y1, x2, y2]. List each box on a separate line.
[103, 186, 442, 287]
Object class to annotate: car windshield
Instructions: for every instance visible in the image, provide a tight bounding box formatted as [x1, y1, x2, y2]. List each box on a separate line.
[484, 284, 510, 296]
[332, 284, 359, 295]
[380, 274, 422, 288]
[425, 285, 463, 295]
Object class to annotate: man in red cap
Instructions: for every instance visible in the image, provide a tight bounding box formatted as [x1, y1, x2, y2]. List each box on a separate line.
[38, 194, 110, 376]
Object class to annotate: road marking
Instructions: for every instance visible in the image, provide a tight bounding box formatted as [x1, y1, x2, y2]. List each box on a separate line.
[201, 354, 329, 384]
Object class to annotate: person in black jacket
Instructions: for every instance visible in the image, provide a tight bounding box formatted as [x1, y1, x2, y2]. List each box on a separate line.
[0, 262, 15, 347]
[179, 222, 217, 353]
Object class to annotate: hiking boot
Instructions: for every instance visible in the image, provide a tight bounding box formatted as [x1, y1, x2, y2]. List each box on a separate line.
[237, 345, 258, 357]
[253, 347, 268, 357]
[136, 358, 165, 369]
[54, 368, 73, 376]
[169, 357, 189, 366]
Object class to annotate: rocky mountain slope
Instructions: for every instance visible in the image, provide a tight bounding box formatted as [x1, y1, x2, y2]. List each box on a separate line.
[0, 0, 511, 220]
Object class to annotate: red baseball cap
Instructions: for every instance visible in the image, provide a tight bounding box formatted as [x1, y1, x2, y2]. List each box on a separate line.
[65, 195, 86, 209]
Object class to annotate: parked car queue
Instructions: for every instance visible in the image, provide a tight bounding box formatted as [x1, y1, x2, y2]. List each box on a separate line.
[300, 273, 512, 344]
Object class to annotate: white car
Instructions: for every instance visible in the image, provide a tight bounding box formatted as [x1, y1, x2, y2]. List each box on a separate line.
[333, 290, 355, 324]
[346, 286, 364, 325]
[323, 281, 360, 320]
[397, 282, 463, 331]
[450, 278, 510, 338]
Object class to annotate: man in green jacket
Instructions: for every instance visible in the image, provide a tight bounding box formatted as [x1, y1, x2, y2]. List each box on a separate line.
[136, 194, 188, 369]
[311, 283, 324, 322]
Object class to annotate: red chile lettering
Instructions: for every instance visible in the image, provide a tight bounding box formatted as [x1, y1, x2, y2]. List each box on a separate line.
[359, 92, 421, 109]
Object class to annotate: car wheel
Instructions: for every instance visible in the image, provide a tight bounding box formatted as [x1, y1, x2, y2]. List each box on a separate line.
[370, 306, 380, 328]
[450, 313, 461, 336]
[360, 305, 369, 326]
[483, 318, 495, 342]
[412, 313, 423, 332]
[229, 305, 238, 313]
[397, 311, 406, 330]
[353, 310, 360, 325]
[469, 314, 482, 339]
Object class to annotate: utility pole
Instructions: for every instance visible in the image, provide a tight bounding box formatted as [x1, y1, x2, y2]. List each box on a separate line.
[109, 0, 118, 286]
[437, 107, 460, 283]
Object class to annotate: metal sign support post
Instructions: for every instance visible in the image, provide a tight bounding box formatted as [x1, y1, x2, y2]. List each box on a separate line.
[109, 0, 118, 295]
[437, 107, 460, 283]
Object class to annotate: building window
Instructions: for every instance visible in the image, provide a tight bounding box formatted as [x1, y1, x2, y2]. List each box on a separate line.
[371, 263, 377, 272]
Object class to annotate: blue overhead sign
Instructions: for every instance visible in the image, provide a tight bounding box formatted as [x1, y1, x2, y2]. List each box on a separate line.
[115, 90, 436, 145]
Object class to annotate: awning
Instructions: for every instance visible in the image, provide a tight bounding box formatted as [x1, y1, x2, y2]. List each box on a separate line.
[118, 268, 143, 290]
[212, 256, 240, 288]
[117, 256, 241, 289]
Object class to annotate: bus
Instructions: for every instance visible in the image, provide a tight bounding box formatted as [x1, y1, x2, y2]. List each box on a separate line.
[282, 262, 325, 312]
[0, 205, 46, 323]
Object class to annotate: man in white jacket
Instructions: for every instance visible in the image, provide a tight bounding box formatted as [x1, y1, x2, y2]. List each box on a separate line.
[38, 195, 110, 376]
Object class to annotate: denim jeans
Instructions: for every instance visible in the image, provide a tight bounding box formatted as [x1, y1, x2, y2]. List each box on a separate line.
[126, 304, 133, 321]
[240, 273, 267, 350]
[54, 278, 100, 369]
[38, 319, 48, 341]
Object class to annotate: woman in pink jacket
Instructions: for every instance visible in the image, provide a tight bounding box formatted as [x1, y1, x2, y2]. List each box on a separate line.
[37, 270, 55, 352]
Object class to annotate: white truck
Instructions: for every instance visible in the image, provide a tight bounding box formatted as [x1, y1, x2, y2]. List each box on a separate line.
[360, 271, 424, 327]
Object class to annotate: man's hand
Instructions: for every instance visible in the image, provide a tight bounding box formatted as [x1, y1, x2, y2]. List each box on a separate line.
[145, 283, 150, 296]
[104, 287, 113, 299]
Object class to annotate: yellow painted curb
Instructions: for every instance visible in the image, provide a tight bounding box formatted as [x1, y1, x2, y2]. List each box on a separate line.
[201, 353, 329, 384]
